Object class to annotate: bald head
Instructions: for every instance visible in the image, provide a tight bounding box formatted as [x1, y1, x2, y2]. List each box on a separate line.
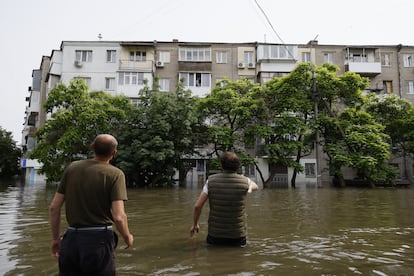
[91, 134, 118, 160]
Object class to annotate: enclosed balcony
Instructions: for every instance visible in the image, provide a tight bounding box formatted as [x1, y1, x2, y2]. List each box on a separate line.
[344, 47, 381, 76]
[256, 44, 298, 73]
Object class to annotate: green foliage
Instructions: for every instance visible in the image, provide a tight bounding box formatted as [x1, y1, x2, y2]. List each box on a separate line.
[115, 79, 203, 187]
[364, 94, 414, 154]
[29, 79, 130, 182]
[196, 78, 264, 154]
[324, 107, 394, 182]
[0, 127, 21, 177]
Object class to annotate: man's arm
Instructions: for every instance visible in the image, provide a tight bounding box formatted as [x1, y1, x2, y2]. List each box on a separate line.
[112, 200, 134, 248]
[190, 191, 208, 237]
[248, 178, 259, 192]
[49, 192, 65, 258]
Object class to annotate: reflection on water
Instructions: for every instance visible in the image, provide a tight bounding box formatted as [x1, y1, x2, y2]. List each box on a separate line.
[1, 180, 414, 275]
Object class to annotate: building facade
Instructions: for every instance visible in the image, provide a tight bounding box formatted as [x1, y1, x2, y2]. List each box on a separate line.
[21, 40, 414, 187]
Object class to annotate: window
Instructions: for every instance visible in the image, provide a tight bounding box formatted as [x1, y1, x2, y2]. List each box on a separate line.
[105, 77, 115, 90]
[197, 160, 205, 172]
[74, 77, 91, 87]
[407, 81, 414, 94]
[106, 50, 116, 63]
[245, 163, 255, 177]
[381, 53, 391, 66]
[383, 81, 393, 93]
[179, 47, 211, 62]
[244, 51, 254, 64]
[352, 54, 367, 62]
[403, 54, 414, 67]
[159, 79, 170, 92]
[301, 52, 311, 62]
[179, 72, 211, 87]
[130, 51, 146, 62]
[305, 163, 316, 178]
[323, 52, 334, 63]
[158, 51, 171, 63]
[75, 50, 92, 62]
[118, 72, 144, 85]
[216, 51, 227, 64]
[259, 45, 296, 59]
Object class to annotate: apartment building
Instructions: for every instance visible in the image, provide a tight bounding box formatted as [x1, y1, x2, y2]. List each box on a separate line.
[21, 40, 414, 186]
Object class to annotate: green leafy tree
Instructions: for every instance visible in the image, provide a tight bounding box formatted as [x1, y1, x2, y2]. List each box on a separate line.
[324, 108, 394, 187]
[364, 93, 414, 180]
[116, 80, 204, 187]
[314, 65, 396, 187]
[259, 63, 315, 187]
[29, 79, 130, 183]
[0, 127, 21, 177]
[196, 78, 264, 170]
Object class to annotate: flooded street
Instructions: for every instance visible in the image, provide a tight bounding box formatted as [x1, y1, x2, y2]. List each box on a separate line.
[1, 179, 414, 275]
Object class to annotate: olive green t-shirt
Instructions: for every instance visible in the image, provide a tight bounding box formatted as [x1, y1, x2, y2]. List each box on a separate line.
[57, 159, 127, 227]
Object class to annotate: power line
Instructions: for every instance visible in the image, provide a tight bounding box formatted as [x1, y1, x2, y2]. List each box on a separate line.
[252, 0, 285, 44]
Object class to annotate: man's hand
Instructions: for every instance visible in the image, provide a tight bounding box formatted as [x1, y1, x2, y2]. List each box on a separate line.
[190, 224, 200, 237]
[51, 239, 60, 258]
[123, 233, 134, 249]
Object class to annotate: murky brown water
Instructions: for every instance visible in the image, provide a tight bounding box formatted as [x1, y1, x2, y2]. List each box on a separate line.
[1, 179, 414, 275]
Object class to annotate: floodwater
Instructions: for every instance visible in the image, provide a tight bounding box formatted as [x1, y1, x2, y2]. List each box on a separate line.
[1, 179, 414, 275]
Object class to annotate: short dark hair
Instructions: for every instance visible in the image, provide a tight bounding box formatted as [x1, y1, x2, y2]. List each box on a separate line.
[92, 134, 117, 157]
[220, 152, 241, 172]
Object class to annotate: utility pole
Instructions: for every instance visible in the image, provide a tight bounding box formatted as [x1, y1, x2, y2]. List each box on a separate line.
[312, 64, 322, 188]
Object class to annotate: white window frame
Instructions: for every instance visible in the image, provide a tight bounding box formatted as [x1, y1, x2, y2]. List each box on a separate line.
[159, 78, 170, 92]
[407, 81, 414, 94]
[105, 77, 115, 90]
[301, 52, 311, 62]
[403, 54, 414, 67]
[118, 72, 144, 85]
[129, 51, 147, 62]
[381, 53, 391, 66]
[106, 50, 116, 63]
[74, 77, 91, 87]
[216, 51, 227, 64]
[260, 45, 296, 59]
[179, 72, 211, 88]
[179, 47, 211, 62]
[244, 51, 254, 64]
[158, 51, 171, 63]
[75, 50, 92, 62]
[323, 52, 334, 63]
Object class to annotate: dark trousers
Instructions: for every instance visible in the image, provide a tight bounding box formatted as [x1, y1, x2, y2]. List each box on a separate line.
[207, 234, 247, 247]
[59, 229, 118, 276]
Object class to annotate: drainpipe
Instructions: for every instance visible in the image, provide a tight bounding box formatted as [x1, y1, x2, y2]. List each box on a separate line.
[396, 44, 403, 98]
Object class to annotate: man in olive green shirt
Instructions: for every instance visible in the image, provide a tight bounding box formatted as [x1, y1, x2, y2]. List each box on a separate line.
[49, 134, 134, 275]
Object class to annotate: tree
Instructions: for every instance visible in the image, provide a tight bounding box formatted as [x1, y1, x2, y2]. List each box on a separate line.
[196, 78, 265, 171]
[115, 80, 204, 187]
[29, 79, 130, 183]
[0, 127, 21, 177]
[364, 93, 414, 180]
[324, 107, 394, 187]
[259, 63, 315, 188]
[314, 65, 396, 187]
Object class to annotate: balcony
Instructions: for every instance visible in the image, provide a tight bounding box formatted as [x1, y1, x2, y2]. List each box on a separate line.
[344, 47, 381, 76]
[119, 60, 153, 72]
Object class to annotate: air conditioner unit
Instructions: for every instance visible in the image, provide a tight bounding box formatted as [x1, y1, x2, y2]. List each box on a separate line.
[74, 60, 83, 67]
[238, 62, 245, 68]
[248, 62, 255, 68]
[156, 61, 164, 67]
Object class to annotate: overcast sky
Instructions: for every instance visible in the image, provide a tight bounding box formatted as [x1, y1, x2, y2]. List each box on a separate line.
[1, 0, 413, 144]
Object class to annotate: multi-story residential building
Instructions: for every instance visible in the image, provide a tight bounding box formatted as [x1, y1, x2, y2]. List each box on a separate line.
[22, 40, 414, 187]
